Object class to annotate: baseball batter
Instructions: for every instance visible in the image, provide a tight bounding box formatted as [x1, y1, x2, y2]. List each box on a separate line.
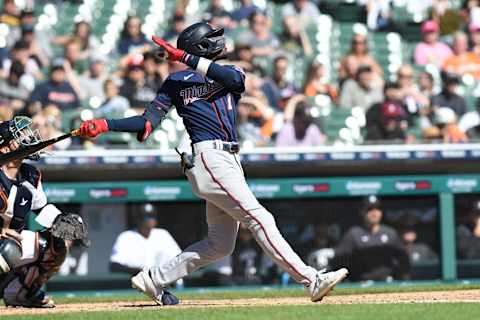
[80, 22, 348, 304]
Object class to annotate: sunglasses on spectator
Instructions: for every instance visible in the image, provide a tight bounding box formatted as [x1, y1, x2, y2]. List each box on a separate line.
[353, 40, 366, 45]
[398, 73, 413, 79]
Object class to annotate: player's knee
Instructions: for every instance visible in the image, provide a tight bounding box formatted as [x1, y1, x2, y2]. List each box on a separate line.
[0, 239, 22, 274]
[210, 238, 235, 259]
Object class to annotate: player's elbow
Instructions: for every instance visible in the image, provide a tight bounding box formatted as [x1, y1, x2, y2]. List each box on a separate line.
[225, 76, 245, 93]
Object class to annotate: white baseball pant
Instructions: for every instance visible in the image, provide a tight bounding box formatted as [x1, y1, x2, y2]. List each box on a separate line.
[149, 141, 317, 287]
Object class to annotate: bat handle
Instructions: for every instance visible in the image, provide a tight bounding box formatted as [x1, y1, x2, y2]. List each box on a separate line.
[70, 129, 81, 137]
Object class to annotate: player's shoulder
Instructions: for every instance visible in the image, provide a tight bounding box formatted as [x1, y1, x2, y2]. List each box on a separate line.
[117, 230, 141, 241]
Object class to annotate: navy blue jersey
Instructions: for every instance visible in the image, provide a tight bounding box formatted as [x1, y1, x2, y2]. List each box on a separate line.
[148, 66, 244, 143]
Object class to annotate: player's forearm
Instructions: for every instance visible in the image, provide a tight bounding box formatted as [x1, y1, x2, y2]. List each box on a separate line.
[106, 116, 147, 132]
[183, 54, 245, 92]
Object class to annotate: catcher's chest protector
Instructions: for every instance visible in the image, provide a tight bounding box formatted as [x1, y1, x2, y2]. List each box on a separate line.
[0, 164, 44, 231]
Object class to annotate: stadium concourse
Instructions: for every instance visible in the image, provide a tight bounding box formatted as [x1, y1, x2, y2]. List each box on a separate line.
[3, 0, 480, 308]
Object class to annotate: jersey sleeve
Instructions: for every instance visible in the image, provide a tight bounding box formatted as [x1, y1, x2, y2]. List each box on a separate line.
[142, 80, 174, 129]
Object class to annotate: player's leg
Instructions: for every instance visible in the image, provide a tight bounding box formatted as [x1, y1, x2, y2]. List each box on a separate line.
[132, 201, 238, 303]
[150, 202, 238, 285]
[197, 150, 348, 300]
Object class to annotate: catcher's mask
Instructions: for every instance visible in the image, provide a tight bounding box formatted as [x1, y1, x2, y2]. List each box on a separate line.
[0, 116, 43, 161]
[51, 213, 90, 247]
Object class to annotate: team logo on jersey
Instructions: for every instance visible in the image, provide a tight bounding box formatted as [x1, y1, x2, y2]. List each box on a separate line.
[179, 81, 223, 105]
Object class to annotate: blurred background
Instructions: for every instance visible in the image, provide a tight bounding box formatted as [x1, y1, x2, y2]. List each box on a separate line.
[3, 0, 480, 291]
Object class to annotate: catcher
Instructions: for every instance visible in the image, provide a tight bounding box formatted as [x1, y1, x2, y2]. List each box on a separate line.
[0, 116, 89, 308]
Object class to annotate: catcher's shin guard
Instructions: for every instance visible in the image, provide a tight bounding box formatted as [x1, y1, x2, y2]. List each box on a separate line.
[0, 238, 22, 274]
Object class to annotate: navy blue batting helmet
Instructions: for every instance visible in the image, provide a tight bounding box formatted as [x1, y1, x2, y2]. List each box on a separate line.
[177, 22, 225, 59]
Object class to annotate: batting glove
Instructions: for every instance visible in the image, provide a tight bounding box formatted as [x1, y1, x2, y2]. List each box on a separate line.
[151, 36, 187, 62]
[80, 119, 109, 138]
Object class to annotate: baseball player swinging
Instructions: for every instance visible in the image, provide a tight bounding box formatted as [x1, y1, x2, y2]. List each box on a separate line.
[80, 22, 348, 304]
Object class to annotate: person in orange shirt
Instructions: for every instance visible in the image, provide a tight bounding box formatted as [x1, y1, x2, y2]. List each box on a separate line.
[443, 32, 480, 80]
[435, 107, 468, 143]
[303, 60, 338, 104]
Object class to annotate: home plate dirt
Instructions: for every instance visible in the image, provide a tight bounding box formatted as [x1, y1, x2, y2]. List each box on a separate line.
[2, 289, 480, 316]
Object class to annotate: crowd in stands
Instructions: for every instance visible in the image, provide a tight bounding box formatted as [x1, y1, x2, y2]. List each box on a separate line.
[1, 0, 480, 149]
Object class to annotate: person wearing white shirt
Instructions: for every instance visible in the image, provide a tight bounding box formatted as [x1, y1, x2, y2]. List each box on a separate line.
[110, 212, 182, 276]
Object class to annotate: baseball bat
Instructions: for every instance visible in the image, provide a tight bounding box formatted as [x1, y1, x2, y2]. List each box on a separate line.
[0, 129, 81, 166]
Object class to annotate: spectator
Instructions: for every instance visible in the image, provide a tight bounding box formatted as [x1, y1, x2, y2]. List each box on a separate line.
[119, 57, 157, 109]
[237, 11, 279, 58]
[400, 225, 438, 263]
[79, 55, 109, 102]
[203, 0, 232, 29]
[358, 0, 394, 31]
[413, 20, 453, 67]
[118, 16, 149, 56]
[469, 22, 480, 55]
[28, 59, 80, 114]
[63, 39, 88, 75]
[96, 79, 130, 116]
[332, 195, 410, 281]
[443, 32, 480, 80]
[282, 0, 320, 28]
[143, 51, 165, 91]
[231, 0, 259, 25]
[3, 40, 42, 81]
[365, 82, 410, 142]
[431, 72, 467, 117]
[339, 65, 383, 112]
[397, 64, 430, 113]
[339, 33, 383, 84]
[303, 60, 337, 103]
[0, 0, 20, 47]
[0, 60, 31, 111]
[261, 55, 297, 110]
[457, 201, 480, 259]
[434, 107, 468, 143]
[110, 204, 182, 278]
[54, 21, 100, 61]
[276, 94, 325, 147]
[237, 96, 274, 147]
[18, 9, 53, 62]
[280, 16, 313, 57]
[163, 13, 186, 43]
[21, 25, 49, 70]
[32, 104, 72, 150]
[419, 71, 436, 98]
[300, 222, 337, 270]
[229, 42, 256, 73]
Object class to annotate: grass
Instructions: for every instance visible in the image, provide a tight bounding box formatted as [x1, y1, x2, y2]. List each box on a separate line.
[5, 304, 480, 320]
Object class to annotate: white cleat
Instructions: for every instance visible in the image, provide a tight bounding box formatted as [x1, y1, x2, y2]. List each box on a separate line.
[307, 268, 349, 302]
[131, 268, 164, 305]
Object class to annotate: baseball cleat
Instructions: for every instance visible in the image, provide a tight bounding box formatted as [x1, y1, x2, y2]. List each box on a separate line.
[4, 289, 55, 308]
[308, 267, 349, 302]
[131, 268, 164, 305]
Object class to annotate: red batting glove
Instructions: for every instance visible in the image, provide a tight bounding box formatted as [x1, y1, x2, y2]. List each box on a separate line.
[151, 36, 187, 62]
[80, 119, 109, 138]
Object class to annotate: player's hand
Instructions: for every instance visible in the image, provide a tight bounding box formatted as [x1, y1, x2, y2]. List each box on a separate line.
[80, 119, 109, 138]
[151, 36, 186, 62]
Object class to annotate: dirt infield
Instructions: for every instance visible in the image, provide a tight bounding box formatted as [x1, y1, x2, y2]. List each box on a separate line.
[2, 289, 480, 316]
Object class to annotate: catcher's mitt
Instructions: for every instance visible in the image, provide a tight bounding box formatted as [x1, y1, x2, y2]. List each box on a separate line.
[51, 213, 90, 247]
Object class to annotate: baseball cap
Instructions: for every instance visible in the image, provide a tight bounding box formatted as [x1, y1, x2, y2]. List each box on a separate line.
[50, 58, 65, 71]
[421, 20, 439, 34]
[361, 195, 381, 213]
[380, 101, 406, 120]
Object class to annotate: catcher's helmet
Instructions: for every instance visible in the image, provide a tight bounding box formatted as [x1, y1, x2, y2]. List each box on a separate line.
[0, 116, 42, 161]
[177, 22, 225, 59]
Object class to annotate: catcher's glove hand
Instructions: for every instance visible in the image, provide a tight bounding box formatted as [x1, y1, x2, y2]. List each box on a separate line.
[51, 213, 90, 247]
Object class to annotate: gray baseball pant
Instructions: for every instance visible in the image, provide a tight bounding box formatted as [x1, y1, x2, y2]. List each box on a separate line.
[149, 141, 317, 287]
